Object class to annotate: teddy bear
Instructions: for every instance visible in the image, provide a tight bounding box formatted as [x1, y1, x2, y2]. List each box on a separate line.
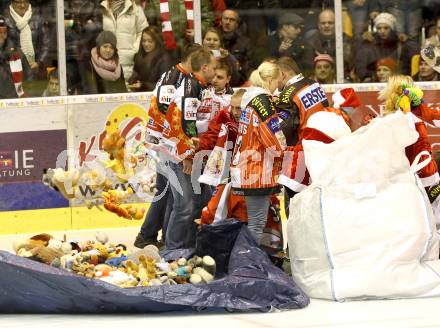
[42, 168, 81, 199]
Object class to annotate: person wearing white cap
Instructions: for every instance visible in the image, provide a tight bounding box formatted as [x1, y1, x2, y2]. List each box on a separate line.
[354, 12, 419, 82]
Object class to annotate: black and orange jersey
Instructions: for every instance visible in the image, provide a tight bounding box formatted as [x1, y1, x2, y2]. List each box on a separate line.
[162, 73, 208, 158]
[147, 64, 189, 139]
[276, 74, 329, 145]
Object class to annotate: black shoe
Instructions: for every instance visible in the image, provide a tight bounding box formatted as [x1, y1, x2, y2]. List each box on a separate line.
[134, 233, 165, 249]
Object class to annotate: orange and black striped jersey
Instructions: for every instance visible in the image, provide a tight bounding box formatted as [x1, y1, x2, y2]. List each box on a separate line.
[146, 64, 188, 139]
[276, 74, 329, 145]
[230, 88, 285, 195]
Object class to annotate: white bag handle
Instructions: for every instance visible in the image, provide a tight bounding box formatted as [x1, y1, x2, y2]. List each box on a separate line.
[410, 151, 432, 173]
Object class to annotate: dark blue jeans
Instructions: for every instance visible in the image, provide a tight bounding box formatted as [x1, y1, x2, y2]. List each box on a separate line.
[139, 172, 173, 241]
[165, 162, 214, 249]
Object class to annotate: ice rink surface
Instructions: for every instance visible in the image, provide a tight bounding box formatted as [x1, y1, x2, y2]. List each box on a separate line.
[1, 228, 440, 328]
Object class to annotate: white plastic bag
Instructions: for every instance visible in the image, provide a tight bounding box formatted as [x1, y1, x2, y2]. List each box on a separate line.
[288, 111, 440, 300]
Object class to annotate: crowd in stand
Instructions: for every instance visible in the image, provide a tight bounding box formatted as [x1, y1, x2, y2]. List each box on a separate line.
[0, 0, 440, 99]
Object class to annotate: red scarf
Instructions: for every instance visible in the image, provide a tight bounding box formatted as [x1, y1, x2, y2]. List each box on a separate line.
[9, 51, 24, 97]
[159, 0, 193, 50]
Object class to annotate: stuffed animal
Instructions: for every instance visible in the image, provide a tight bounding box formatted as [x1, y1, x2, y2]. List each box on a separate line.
[42, 168, 80, 199]
[396, 84, 424, 113]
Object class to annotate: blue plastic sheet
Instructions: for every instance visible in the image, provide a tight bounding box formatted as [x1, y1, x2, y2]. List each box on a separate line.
[0, 222, 309, 313]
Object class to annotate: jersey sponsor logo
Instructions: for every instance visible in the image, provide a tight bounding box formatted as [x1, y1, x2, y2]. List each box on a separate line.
[250, 95, 273, 120]
[252, 114, 260, 126]
[184, 97, 200, 121]
[239, 107, 252, 125]
[266, 117, 281, 134]
[280, 85, 296, 105]
[277, 109, 290, 121]
[158, 85, 176, 105]
[298, 84, 327, 110]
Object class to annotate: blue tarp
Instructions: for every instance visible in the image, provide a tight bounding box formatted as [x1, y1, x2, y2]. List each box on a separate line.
[0, 222, 309, 313]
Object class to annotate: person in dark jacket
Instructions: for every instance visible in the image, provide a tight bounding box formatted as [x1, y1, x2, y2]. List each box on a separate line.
[0, 15, 31, 99]
[87, 30, 127, 94]
[270, 13, 306, 69]
[220, 9, 252, 77]
[3, 0, 51, 79]
[65, 0, 102, 95]
[128, 26, 172, 92]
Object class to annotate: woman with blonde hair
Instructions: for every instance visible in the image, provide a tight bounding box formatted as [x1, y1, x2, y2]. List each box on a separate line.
[230, 61, 286, 244]
[378, 74, 439, 189]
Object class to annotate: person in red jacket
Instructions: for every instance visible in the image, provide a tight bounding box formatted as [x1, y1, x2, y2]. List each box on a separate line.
[193, 88, 244, 152]
[378, 74, 440, 188]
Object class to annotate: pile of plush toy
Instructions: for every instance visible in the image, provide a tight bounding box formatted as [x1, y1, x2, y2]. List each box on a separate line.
[12, 232, 216, 288]
[42, 129, 158, 220]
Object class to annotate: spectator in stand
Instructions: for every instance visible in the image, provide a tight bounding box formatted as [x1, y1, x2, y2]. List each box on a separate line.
[270, 13, 306, 70]
[413, 56, 440, 81]
[374, 57, 396, 82]
[65, 0, 102, 95]
[275, 1, 323, 37]
[423, 1, 440, 30]
[100, 0, 148, 82]
[355, 12, 419, 82]
[202, 27, 243, 86]
[144, 0, 214, 63]
[304, 9, 352, 71]
[220, 9, 251, 80]
[0, 15, 31, 99]
[3, 0, 51, 82]
[425, 16, 440, 48]
[372, 0, 422, 41]
[128, 26, 172, 92]
[87, 30, 127, 94]
[311, 53, 335, 84]
[42, 68, 59, 96]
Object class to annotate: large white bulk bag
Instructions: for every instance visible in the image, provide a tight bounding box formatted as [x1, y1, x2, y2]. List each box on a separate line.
[288, 111, 440, 300]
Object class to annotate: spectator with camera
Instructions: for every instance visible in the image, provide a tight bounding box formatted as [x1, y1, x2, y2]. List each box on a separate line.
[202, 26, 243, 86]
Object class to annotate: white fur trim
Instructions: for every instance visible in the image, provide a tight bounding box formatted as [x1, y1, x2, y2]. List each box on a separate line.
[306, 111, 351, 140]
[331, 90, 345, 109]
[241, 87, 269, 110]
[420, 172, 440, 187]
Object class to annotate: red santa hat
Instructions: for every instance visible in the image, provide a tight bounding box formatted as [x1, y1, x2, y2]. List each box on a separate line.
[332, 88, 360, 109]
